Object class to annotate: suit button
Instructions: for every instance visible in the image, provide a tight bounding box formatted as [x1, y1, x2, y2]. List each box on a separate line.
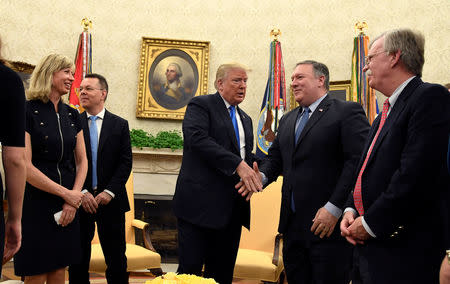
[68, 112, 72, 116]
[44, 136, 48, 140]
[40, 122, 44, 126]
[71, 123, 74, 127]
[398, 226, 404, 229]
[34, 110, 39, 114]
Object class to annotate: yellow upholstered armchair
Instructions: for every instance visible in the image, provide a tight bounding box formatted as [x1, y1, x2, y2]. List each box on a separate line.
[233, 177, 284, 283]
[89, 172, 162, 275]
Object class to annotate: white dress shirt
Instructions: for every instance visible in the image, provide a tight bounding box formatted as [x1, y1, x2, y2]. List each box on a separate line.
[82, 108, 115, 198]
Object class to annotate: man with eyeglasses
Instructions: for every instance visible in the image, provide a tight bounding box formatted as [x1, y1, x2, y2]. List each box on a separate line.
[340, 28, 450, 284]
[69, 73, 132, 284]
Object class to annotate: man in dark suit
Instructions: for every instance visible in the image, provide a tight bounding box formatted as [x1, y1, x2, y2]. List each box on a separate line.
[340, 28, 450, 284]
[173, 63, 262, 284]
[254, 60, 370, 283]
[69, 73, 132, 284]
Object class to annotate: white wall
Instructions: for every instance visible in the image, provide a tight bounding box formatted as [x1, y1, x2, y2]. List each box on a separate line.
[1, 0, 449, 135]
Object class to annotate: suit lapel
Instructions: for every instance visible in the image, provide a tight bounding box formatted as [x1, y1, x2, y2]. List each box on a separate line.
[98, 109, 111, 155]
[80, 112, 93, 189]
[213, 93, 240, 152]
[237, 106, 251, 154]
[357, 115, 380, 170]
[295, 95, 332, 151]
[287, 107, 301, 154]
[81, 112, 92, 161]
[367, 77, 422, 165]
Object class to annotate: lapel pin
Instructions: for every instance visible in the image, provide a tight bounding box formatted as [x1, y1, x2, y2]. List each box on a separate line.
[319, 108, 323, 112]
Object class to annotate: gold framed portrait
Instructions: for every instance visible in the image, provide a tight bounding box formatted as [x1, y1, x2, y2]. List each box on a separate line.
[288, 80, 351, 110]
[329, 80, 351, 101]
[288, 86, 296, 111]
[6, 60, 35, 89]
[136, 37, 210, 120]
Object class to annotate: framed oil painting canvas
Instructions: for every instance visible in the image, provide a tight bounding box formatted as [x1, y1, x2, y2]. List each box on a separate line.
[136, 37, 210, 120]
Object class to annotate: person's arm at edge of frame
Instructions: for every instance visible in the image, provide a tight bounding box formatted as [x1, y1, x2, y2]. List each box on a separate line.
[2, 145, 26, 264]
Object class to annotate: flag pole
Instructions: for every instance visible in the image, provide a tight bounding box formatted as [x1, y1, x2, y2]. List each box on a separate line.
[350, 21, 379, 123]
[256, 28, 286, 157]
[68, 18, 93, 112]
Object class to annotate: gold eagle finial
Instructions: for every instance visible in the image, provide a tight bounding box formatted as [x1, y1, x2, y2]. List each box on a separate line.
[81, 18, 92, 31]
[270, 29, 281, 41]
[355, 21, 368, 35]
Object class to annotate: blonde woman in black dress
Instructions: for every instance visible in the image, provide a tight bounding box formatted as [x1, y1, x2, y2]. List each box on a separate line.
[14, 54, 87, 284]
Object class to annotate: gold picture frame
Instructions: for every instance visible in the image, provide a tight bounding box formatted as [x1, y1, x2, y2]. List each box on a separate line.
[289, 80, 351, 111]
[329, 80, 351, 101]
[288, 85, 296, 111]
[6, 60, 35, 89]
[136, 37, 210, 120]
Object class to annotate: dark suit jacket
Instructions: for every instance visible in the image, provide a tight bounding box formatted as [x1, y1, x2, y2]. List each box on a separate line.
[345, 77, 450, 283]
[173, 92, 257, 230]
[260, 95, 370, 241]
[81, 109, 132, 214]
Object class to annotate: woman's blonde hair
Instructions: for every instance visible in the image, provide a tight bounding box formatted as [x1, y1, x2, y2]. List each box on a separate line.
[27, 54, 74, 102]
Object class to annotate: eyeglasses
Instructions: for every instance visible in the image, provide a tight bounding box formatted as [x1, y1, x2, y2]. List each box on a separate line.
[79, 87, 103, 92]
[364, 51, 386, 65]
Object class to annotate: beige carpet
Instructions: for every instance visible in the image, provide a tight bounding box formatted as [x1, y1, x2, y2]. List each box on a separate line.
[1, 262, 263, 283]
[0, 278, 152, 284]
[77, 276, 152, 284]
[82, 277, 261, 284]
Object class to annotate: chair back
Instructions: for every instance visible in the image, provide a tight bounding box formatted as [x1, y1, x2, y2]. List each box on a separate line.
[92, 172, 135, 244]
[239, 177, 282, 253]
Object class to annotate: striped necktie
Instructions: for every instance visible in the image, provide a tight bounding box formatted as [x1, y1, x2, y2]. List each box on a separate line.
[353, 99, 390, 216]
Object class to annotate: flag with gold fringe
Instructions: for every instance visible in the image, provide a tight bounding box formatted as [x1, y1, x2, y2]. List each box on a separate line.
[256, 39, 287, 157]
[350, 31, 379, 123]
[68, 20, 92, 112]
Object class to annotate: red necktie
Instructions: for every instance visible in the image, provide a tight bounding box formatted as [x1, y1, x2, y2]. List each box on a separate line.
[353, 99, 390, 216]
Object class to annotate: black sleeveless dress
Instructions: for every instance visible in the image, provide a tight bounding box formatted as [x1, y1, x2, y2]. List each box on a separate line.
[14, 99, 82, 276]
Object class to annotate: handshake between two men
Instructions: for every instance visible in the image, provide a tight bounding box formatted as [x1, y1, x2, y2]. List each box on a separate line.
[235, 161, 262, 201]
[233, 160, 339, 240]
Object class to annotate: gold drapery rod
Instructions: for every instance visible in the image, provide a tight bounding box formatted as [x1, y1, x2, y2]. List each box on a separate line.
[355, 21, 368, 35]
[82, 18, 92, 31]
[270, 29, 281, 41]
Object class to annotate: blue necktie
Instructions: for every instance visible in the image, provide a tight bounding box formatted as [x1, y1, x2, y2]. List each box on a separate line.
[292, 107, 310, 212]
[229, 106, 240, 147]
[295, 107, 310, 144]
[89, 116, 99, 188]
